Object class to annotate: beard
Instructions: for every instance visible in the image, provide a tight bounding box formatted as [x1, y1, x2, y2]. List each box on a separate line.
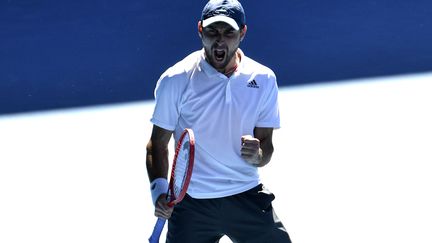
[204, 44, 239, 72]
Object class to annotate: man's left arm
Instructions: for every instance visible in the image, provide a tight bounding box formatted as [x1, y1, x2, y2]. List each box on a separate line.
[241, 127, 274, 167]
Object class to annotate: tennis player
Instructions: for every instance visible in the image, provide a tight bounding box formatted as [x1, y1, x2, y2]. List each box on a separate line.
[146, 0, 292, 242]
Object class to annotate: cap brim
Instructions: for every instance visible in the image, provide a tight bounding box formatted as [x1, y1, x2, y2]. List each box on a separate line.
[202, 15, 240, 30]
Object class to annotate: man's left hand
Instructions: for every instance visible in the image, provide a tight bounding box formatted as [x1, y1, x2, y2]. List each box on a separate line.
[240, 135, 262, 166]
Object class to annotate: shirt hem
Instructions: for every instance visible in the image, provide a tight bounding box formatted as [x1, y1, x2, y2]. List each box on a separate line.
[150, 118, 175, 131]
[187, 180, 260, 199]
[255, 122, 281, 129]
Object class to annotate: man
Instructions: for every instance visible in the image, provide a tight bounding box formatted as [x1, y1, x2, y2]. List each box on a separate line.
[146, 0, 292, 242]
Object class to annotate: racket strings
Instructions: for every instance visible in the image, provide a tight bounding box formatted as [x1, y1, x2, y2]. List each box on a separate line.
[172, 138, 191, 198]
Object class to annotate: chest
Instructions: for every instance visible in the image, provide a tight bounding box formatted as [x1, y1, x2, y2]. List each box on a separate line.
[180, 73, 266, 122]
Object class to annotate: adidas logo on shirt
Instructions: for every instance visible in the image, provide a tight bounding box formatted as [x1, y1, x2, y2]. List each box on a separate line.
[247, 79, 259, 88]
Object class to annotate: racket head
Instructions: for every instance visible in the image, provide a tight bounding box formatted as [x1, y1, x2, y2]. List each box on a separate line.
[167, 128, 195, 207]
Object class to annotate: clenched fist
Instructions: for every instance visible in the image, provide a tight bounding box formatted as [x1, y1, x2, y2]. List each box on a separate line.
[240, 135, 262, 166]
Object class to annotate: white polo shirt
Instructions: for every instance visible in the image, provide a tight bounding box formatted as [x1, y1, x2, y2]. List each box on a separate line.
[151, 49, 280, 199]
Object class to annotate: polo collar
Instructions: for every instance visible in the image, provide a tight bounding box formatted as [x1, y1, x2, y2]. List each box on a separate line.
[199, 48, 244, 79]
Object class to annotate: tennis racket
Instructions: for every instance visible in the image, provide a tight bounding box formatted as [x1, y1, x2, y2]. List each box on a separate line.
[148, 128, 195, 243]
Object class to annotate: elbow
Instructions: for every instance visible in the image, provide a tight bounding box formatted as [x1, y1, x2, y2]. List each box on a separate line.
[259, 143, 274, 167]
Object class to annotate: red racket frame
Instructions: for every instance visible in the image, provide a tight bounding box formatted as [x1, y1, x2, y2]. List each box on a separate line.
[167, 128, 195, 207]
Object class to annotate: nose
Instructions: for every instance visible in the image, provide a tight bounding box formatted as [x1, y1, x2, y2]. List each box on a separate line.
[215, 34, 222, 42]
[214, 30, 225, 44]
[215, 34, 225, 45]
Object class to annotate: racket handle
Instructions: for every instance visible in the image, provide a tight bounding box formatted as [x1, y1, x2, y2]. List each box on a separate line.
[148, 218, 167, 243]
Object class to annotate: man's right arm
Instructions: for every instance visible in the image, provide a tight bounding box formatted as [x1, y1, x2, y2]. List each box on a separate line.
[146, 125, 173, 181]
[146, 125, 174, 219]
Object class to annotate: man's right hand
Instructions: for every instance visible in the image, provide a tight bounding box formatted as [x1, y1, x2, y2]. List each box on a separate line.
[154, 193, 174, 219]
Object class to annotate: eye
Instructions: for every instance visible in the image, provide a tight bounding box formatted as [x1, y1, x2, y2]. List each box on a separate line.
[225, 30, 235, 37]
[204, 28, 218, 36]
[223, 27, 238, 37]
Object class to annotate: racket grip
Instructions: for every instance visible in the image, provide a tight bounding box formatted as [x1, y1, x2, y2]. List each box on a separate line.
[148, 218, 167, 243]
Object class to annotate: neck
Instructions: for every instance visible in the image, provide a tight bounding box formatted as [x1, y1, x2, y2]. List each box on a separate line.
[220, 50, 241, 77]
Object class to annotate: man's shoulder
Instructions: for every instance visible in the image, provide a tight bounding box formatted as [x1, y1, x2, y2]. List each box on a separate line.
[241, 55, 276, 78]
[163, 50, 202, 78]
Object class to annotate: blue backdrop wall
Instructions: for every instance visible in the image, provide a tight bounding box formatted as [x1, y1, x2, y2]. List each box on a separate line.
[1, 0, 431, 115]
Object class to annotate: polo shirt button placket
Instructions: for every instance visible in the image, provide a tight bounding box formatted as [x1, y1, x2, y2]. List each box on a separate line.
[225, 79, 232, 104]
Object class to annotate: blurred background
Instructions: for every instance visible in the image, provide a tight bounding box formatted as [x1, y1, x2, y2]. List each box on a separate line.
[1, 0, 431, 115]
[1, 1, 431, 242]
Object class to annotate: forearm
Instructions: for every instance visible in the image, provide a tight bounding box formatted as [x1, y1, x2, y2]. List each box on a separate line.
[255, 138, 274, 167]
[146, 139, 171, 207]
[252, 127, 274, 167]
[146, 140, 169, 182]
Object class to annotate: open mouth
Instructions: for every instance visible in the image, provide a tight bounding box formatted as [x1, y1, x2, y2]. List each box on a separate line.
[214, 49, 226, 62]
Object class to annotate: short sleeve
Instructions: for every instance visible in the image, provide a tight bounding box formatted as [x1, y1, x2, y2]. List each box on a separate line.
[150, 72, 184, 131]
[256, 73, 281, 129]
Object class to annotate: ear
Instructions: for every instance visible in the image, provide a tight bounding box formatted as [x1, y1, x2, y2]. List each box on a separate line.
[240, 25, 247, 41]
[198, 21, 203, 38]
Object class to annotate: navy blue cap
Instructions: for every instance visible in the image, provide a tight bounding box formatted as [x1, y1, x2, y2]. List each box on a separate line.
[201, 0, 246, 30]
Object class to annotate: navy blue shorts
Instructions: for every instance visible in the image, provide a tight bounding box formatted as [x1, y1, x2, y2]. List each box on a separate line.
[166, 184, 291, 243]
